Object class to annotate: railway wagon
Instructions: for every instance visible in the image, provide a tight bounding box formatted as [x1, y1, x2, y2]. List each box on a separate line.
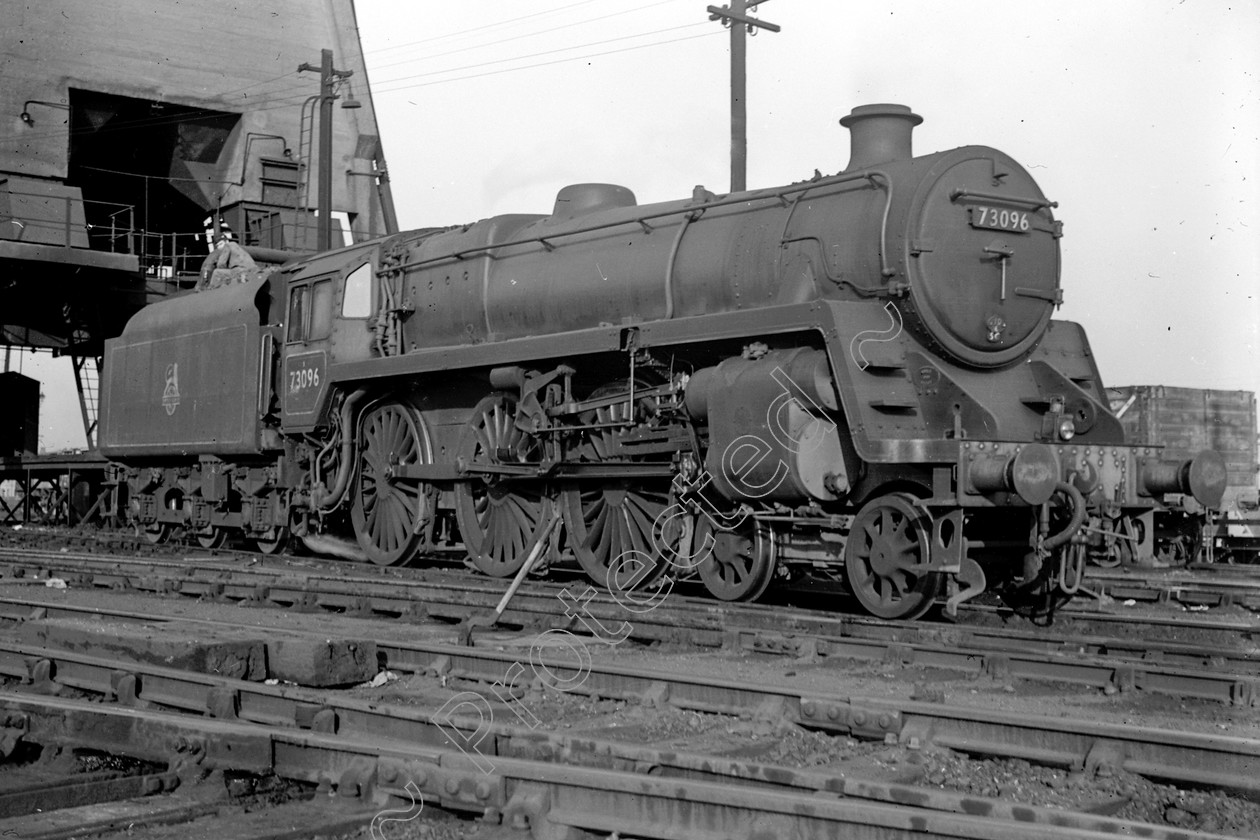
[1110, 386, 1258, 564]
[98, 104, 1226, 620]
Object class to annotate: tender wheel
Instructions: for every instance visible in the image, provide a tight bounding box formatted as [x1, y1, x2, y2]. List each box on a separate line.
[139, 492, 181, 544]
[195, 526, 229, 550]
[844, 493, 944, 620]
[454, 394, 549, 577]
[141, 521, 170, 544]
[252, 527, 289, 555]
[351, 402, 433, 566]
[695, 515, 777, 601]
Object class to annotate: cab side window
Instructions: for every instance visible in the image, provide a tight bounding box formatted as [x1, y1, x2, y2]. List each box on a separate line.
[311, 279, 333, 340]
[286, 276, 334, 343]
[342, 262, 372, 318]
[286, 285, 309, 343]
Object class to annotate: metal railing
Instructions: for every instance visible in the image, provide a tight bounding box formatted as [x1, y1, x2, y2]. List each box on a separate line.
[1, 185, 133, 252]
[0, 184, 214, 279]
[130, 229, 212, 277]
[98, 202, 137, 253]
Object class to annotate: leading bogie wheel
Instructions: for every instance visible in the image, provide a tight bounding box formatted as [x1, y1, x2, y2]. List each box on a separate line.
[844, 493, 943, 620]
[351, 401, 434, 566]
[454, 393, 550, 577]
[695, 515, 777, 601]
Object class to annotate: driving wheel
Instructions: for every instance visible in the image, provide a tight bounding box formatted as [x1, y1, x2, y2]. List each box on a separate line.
[351, 401, 434, 566]
[454, 393, 549, 577]
[560, 380, 672, 590]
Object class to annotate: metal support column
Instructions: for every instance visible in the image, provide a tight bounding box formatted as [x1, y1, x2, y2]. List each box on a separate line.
[299, 48, 355, 252]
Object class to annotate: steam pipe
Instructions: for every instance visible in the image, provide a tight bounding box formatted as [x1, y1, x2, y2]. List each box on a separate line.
[663, 210, 697, 319]
[312, 387, 369, 511]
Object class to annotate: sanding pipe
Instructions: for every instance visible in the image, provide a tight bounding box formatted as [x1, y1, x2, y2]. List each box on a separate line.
[456, 504, 562, 646]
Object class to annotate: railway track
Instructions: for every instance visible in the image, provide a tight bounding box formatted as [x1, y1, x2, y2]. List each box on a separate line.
[0, 634, 1252, 839]
[1, 546, 1257, 709]
[6, 539, 1258, 646]
[3, 535, 1260, 836]
[0, 586, 1257, 797]
[1084, 566, 1260, 611]
[5, 692, 1222, 840]
[0, 762, 357, 840]
[11, 525, 1260, 617]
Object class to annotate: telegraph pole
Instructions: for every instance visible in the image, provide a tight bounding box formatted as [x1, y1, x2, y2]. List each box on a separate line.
[299, 49, 354, 251]
[707, 1, 779, 193]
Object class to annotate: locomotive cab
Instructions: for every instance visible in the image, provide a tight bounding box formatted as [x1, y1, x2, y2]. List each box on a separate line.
[276, 243, 380, 433]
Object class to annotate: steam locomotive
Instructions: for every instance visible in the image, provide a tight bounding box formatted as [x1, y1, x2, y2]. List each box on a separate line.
[98, 104, 1226, 620]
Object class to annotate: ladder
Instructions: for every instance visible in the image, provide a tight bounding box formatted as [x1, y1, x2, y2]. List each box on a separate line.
[72, 355, 102, 450]
[291, 95, 318, 250]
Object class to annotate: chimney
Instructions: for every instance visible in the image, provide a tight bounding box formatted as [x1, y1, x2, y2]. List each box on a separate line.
[840, 104, 922, 171]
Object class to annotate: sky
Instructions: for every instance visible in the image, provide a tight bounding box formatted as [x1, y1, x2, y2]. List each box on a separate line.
[22, 0, 1259, 452]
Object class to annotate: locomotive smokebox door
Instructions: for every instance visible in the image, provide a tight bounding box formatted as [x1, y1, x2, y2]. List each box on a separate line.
[904, 150, 1062, 368]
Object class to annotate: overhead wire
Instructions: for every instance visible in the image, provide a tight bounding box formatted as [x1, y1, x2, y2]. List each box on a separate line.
[361, 0, 604, 56]
[375, 30, 722, 92]
[372, 21, 712, 89]
[3, 5, 715, 147]
[207, 5, 688, 111]
[368, 0, 680, 71]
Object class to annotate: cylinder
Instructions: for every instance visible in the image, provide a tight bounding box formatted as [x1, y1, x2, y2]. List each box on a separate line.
[689, 349, 846, 503]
